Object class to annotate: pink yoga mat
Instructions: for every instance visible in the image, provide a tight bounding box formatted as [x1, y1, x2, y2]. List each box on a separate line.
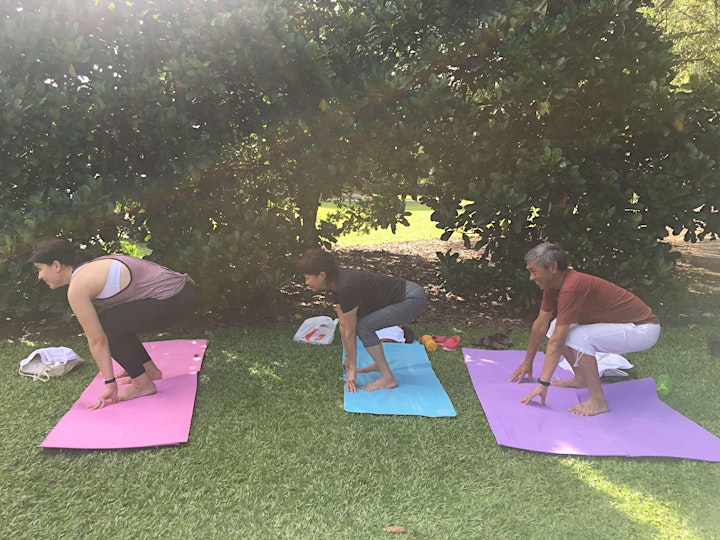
[464, 348, 720, 461]
[40, 339, 208, 450]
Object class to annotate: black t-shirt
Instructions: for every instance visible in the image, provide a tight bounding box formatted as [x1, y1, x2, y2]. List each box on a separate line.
[330, 269, 405, 318]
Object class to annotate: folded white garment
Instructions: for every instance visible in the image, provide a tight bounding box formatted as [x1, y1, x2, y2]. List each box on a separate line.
[559, 352, 634, 378]
[19, 347, 85, 381]
[375, 326, 406, 343]
[20, 346, 79, 367]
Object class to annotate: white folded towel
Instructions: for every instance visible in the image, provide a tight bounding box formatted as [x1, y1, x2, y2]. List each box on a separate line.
[20, 347, 79, 368]
[559, 352, 634, 378]
[375, 326, 406, 343]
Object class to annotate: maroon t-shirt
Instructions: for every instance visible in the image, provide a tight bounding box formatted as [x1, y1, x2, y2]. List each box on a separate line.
[541, 269, 659, 325]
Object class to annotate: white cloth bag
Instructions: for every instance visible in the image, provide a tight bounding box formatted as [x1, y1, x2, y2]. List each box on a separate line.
[19, 347, 85, 381]
[293, 316, 339, 345]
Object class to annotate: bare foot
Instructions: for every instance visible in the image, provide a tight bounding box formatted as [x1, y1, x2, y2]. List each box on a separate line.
[117, 380, 157, 402]
[362, 376, 398, 391]
[552, 376, 586, 388]
[569, 398, 609, 416]
[357, 363, 379, 373]
[115, 369, 134, 385]
[116, 364, 163, 385]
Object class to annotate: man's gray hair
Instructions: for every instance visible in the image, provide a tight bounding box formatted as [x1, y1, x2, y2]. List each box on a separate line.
[524, 242, 568, 270]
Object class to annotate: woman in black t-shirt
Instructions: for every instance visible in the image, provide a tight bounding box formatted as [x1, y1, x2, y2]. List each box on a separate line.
[298, 248, 427, 392]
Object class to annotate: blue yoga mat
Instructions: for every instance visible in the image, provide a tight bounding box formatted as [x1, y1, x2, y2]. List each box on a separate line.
[343, 339, 456, 417]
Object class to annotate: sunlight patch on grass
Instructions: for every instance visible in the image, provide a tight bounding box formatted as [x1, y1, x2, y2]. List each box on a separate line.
[564, 459, 701, 539]
[248, 361, 282, 383]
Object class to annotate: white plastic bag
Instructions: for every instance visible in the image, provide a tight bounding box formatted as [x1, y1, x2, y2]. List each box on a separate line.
[19, 347, 85, 381]
[293, 316, 339, 345]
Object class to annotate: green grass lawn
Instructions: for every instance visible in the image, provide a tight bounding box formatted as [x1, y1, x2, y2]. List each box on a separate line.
[1, 315, 719, 538]
[318, 200, 444, 246]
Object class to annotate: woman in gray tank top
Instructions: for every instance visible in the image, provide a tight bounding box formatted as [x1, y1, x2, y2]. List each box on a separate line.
[31, 238, 196, 410]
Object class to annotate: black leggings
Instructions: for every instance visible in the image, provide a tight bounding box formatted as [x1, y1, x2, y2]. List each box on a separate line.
[97, 283, 196, 378]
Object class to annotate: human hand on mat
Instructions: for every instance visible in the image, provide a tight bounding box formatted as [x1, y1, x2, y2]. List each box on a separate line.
[509, 361, 533, 384]
[345, 369, 358, 393]
[520, 384, 547, 406]
[88, 383, 118, 410]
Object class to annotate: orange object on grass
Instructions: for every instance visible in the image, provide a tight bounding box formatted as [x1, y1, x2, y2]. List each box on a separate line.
[419, 335, 438, 351]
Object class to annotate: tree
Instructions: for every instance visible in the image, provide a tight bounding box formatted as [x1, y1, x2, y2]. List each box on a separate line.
[2, 0, 717, 322]
[258, 0, 506, 249]
[0, 0, 302, 315]
[413, 0, 720, 313]
[645, 0, 720, 83]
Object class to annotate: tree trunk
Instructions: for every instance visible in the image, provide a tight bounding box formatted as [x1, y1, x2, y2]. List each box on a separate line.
[296, 180, 322, 250]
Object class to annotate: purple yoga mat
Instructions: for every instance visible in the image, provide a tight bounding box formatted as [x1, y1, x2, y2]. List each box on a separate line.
[40, 339, 208, 450]
[464, 348, 720, 461]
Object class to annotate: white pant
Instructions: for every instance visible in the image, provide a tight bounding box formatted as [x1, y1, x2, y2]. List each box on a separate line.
[548, 319, 661, 358]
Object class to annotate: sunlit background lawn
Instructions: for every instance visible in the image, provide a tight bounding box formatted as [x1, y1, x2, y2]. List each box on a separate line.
[318, 200, 443, 246]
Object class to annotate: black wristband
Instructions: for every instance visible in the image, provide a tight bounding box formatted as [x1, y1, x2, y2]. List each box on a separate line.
[104, 377, 116, 385]
[537, 378, 550, 387]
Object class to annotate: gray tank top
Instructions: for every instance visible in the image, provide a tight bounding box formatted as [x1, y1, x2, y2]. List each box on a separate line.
[89, 255, 194, 309]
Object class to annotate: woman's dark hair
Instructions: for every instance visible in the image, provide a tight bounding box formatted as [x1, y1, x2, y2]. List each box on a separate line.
[296, 247, 339, 282]
[30, 238, 77, 266]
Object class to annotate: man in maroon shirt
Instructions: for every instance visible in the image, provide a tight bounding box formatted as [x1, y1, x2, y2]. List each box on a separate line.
[509, 243, 661, 416]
